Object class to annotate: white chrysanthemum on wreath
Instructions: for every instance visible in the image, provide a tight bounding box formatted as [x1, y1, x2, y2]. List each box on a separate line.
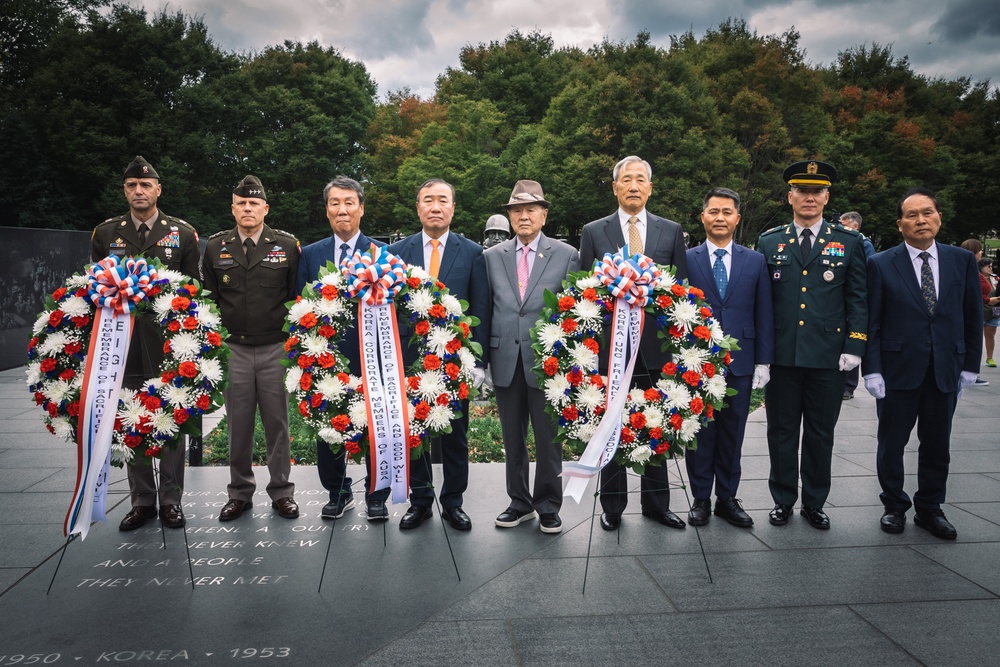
[543, 374, 572, 407]
[319, 427, 345, 445]
[414, 371, 447, 402]
[284, 366, 303, 394]
[425, 405, 453, 431]
[152, 410, 180, 437]
[169, 332, 201, 359]
[669, 300, 700, 330]
[677, 347, 710, 372]
[287, 299, 315, 325]
[680, 417, 701, 440]
[315, 296, 348, 319]
[440, 294, 463, 317]
[406, 289, 434, 317]
[33, 312, 50, 335]
[575, 275, 601, 289]
[61, 296, 90, 318]
[315, 374, 348, 401]
[161, 384, 192, 408]
[572, 298, 602, 324]
[37, 331, 71, 357]
[705, 375, 728, 400]
[629, 444, 653, 464]
[569, 342, 598, 369]
[426, 327, 456, 357]
[536, 323, 565, 353]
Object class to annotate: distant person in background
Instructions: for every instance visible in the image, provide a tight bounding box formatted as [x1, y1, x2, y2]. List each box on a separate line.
[839, 211, 875, 399]
[960, 239, 991, 385]
[978, 257, 1000, 368]
[92, 155, 200, 532]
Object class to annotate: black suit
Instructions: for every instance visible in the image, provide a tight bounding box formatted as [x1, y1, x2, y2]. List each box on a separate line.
[296, 233, 388, 507]
[578, 210, 688, 515]
[864, 242, 983, 512]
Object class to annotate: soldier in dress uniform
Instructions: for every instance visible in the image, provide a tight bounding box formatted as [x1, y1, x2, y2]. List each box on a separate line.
[756, 160, 868, 530]
[201, 175, 301, 521]
[91, 155, 201, 531]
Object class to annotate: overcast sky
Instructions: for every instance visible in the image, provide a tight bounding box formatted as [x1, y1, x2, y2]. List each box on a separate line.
[134, 0, 999, 98]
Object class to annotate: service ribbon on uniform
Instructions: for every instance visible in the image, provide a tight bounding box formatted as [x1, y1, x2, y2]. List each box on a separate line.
[65, 256, 156, 539]
[563, 248, 661, 503]
[346, 247, 412, 504]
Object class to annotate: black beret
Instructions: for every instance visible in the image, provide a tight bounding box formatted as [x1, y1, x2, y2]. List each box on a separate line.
[123, 155, 159, 180]
[233, 174, 266, 200]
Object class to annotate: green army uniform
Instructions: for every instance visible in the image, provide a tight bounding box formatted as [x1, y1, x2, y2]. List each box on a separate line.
[201, 222, 300, 507]
[757, 219, 868, 510]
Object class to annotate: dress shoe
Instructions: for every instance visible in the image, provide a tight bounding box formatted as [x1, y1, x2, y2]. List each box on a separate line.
[366, 500, 389, 522]
[880, 509, 906, 534]
[600, 513, 621, 531]
[119, 505, 156, 532]
[159, 504, 185, 529]
[800, 505, 830, 530]
[441, 506, 472, 531]
[842, 390, 854, 400]
[399, 505, 433, 530]
[539, 513, 562, 534]
[914, 509, 957, 540]
[714, 497, 754, 527]
[769, 503, 793, 526]
[321, 495, 355, 519]
[688, 499, 711, 526]
[641, 509, 686, 529]
[495, 507, 538, 528]
[219, 499, 251, 522]
[271, 497, 299, 519]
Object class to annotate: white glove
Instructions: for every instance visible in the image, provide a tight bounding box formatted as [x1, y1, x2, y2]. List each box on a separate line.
[839, 353, 862, 371]
[863, 373, 885, 399]
[469, 367, 486, 390]
[751, 364, 770, 390]
[958, 370, 978, 400]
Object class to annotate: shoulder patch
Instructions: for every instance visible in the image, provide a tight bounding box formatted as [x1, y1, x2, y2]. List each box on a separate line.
[271, 228, 298, 240]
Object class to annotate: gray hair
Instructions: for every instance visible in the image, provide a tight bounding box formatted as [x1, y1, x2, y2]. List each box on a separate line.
[703, 187, 741, 212]
[613, 156, 652, 181]
[840, 211, 862, 229]
[324, 176, 365, 204]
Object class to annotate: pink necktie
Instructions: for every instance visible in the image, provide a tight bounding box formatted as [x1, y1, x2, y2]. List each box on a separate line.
[518, 246, 530, 300]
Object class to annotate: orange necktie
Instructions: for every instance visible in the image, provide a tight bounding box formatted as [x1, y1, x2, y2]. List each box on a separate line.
[429, 238, 441, 278]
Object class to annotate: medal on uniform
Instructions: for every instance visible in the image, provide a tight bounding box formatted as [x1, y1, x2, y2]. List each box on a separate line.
[773, 269, 781, 281]
[164, 248, 172, 259]
[823, 270, 834, 282]
[223, 275, 230, 284]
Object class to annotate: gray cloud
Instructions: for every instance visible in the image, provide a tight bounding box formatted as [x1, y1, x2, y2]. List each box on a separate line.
[932, 0, 1000, 40]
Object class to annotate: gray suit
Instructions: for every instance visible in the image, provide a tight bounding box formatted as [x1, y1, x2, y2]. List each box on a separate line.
[485, 233, 579, 514]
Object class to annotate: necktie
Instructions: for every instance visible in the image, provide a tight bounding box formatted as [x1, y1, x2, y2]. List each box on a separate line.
[627, 215, 643, 255]
[429, 239, 441, 279]
[517, 245, 531, 300]
[713, 248, 728, 299]
[919, 251, 937, 315]
[138, 224, 148, 247]
[243, 237, 255, 262]
[339, 242, 351, 266]
[800, 228, 812, 262]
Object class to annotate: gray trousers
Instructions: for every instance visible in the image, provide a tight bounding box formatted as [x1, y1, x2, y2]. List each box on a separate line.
[224, 342, 294, 502]
[127, 441, 185, 507]
[494, 359, 562, 515]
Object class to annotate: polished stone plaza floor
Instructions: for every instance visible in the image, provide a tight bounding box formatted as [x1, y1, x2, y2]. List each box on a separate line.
[1, 365, 998, 666]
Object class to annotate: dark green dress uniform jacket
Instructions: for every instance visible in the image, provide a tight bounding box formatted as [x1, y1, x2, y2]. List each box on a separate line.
[91, 211, 201, 386]
[756, 221, 868, 368]
[201, 225, 299, 346]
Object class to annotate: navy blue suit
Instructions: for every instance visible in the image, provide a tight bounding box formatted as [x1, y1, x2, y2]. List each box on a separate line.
[296, 233, 388, 506]
[387, 231, 490, 509]
[864, 242, 983, 512]
[684, 243, 774, 501]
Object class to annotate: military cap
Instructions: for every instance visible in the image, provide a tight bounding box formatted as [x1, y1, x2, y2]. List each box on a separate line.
[233, 175, 266, 200]
[503, 180, 550, 208]
[783, 160, 837, 188]
[123, 155, 159, 180]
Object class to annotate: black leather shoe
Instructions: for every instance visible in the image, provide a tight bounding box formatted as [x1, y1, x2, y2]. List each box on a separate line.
[119, 505, 156, 532]
[800, 505, 830, 530]
[495, 507, 537, 528]
[159, 504, 185, 529]
[688, 499, 711, 526]
[769, 503, 793, 526]
[842, 391, 854, 400]
[271, 497, 299, 519]
[914, 509, 957, 540]
[642, 509, 686, 529]
[600, 513, 621, 531]
[366, 500, 389, 522]
[399, 505, 433, 530]
[321, 495, 354, 519]
[880, 509, 906, 534]
[715, 497, 754, 527]
[219, 499, 252, 522]
[442, 506, 472, 531]
[539, 513, 562, 534]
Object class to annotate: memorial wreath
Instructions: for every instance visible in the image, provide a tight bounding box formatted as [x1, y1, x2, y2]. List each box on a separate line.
[532, 251, 738, 488]
[26, 255, 229, 465]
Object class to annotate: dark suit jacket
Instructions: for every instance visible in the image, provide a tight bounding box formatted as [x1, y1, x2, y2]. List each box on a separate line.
[686, 242, 775, 377]
[863, 242, 983, 393]
[484, 233, 579, 388]
[578, 211, 688, 372]
[388, 231, 490, 368]
[297, 233, 385, 375]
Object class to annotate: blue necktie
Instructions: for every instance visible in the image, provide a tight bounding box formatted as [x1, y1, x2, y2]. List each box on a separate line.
[713, 248, 728, 299]
[339, 242, 350, 265]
